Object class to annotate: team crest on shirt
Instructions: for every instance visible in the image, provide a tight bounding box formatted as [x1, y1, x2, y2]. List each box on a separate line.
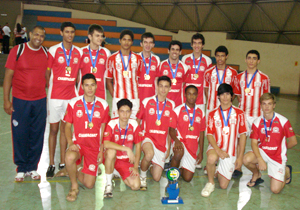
[89, 164, 96, 172]
[261, 128, 266, 134]
[200, 66, 205, 71]
[254, 82, 261, 87]
[94, 111, 100, 118]
[164, 110, 170, 117]
[215, 120, 222, 127]
[240, 81, 245, 86]
[84, 57, 90, 63]
[116, 63, 122, 70]
[73, 57, 78, 64]
[149, 108, 155, 115]
[196, 116, 201, 123]
[226, 71, 232, 76]
[99, 58, 105, 65]
[58, 56, 65, 64]
[163, 70, 169, 76]
[104, 132, 109, 137]
[211, 76, 217, 83]
[76, 110, 83, 118]
[225, 77, 231, 84]
[114, 135, 119, 141]
[289, 127, 293, 132]
[128, 134, 133, 141]
[183, 115, 189, 122]
[229, 118, 236, 124]
[131, 63, 137, 69]
[177, 72, 182, 77]
[151, 65, 156, 71]
[272, 127, 280, 133]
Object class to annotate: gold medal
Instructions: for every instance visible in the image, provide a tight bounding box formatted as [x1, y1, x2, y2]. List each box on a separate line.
[123, 71, 128, 77]
[66, 66, 71, 72]
[245, 88, 250, 93]
[92, 67, 97, 73]
[156, 119, 161, 126]
[172, 78, 177, 84]
[189, 126, 194, 131]
[145, 74, 150, 80]
[88, 122, 93, 129]
[194, 74, 199, 79]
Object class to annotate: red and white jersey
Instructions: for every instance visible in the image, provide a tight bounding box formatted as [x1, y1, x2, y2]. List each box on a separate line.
[204, 66, 238, 110]
[173, 104, 206, 159]
[137, 52, 160, 102]
[250, 112, 295, 164]
[182, 53, 212, 105]
[103, 118, 142, 161]
[158, 59, 189, 107]
[5, 42, 48, 101]
[78, 45, 111, 99]
[207, 106, 247, 157]
[233, 70, 270, 118]
[137, 95, 177, 152]
[48, 43, 83, 100]
[105, 51, 143, 99]
[63, 96, 110, 149]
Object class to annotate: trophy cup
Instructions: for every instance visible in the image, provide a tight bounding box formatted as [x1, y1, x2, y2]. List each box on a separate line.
[161, 167, 184, 204]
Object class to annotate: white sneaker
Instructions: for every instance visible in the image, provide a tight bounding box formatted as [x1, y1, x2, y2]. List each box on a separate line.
[140, 177, 147, 191]
[29, 170, 40, 180]
[15, 172, 25, 182]
[104, 185, 113, 198]
[201, 182, 215, 197]
[196, 163, 202, 169]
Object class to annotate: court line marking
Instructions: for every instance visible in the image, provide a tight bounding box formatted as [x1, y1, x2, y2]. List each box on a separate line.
[0, 131, 11, 136]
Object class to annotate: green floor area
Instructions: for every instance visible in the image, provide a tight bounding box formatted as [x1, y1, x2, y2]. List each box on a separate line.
[0, 88, 299, 210]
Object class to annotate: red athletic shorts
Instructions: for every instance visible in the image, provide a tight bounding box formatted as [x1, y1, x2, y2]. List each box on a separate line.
[114, 159, 134, 181]
[75, 143, 99, 176]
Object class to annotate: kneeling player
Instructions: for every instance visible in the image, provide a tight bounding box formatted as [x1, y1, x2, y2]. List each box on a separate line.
[103, 99, 142, 198]
[243, 93, 297, 193]
[170, 85, 206, 182]
[64, 74, 110, 202]
[201, 84, 247, 197]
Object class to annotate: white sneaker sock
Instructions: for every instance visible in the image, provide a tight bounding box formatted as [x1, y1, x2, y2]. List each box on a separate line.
[106, 173, 113, 186]
[140, 170, 148, 178]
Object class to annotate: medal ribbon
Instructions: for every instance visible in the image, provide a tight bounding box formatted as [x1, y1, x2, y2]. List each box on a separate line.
[142, 53, 152, 76]
[263, 113, 275, 139]
[156, 96, 167, 122]
[120, 50, 131, 72]
[83, 96, 95, 124]
[245, 70, 258, 89]
[220, 106, 232, 127]
[192, 54, 202, 74]
[184, 104, 196, 127]
[89, 46, 99, 68]
[215, 66, 227, 84]
[62, 43, 73, 67]
[119, 123, 129, 146]
[167, 59, 179, 79]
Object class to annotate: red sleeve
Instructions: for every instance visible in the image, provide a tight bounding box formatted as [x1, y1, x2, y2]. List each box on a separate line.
[102, 106, 111, 124]
[206, 113, 215, 135]
[204, 71, 210, 88]
[105, 57, 113, 79]
[238, 112, 248, 135]
[63, 104, 73, 124]
[158, 63, 164, 77]
[263, 76, 270, 93]
[207, 63, 213, 69]
[169, 110, 177, 129]
[134, 125, 143, 144]
[199, 113, 206, 132]
[284, 120, 295, 138]
[103, 123, 113, 142]
[250, 122, 259, 140]
[233, 76, 241, 95]
[137, 56, 143, 78]
[136, 101, 145, 120]
[5, 46, 18, 70]
[47, 51, 55, 69]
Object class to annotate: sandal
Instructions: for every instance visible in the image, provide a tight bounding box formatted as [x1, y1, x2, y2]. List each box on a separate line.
[286, 165, 292, 184]
[15, 172, 25, 182]
[66, 188, 79, 202]
[55, 167, 69, 177]
[29, 170, 40, 180]
[247, 177, 264, 187]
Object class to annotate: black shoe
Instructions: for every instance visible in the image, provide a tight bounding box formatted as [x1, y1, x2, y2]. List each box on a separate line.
[46, 165, 55, 178]
[164, 162, 171, 171]
[59, 163, 65, 170]
[232, 170, 243, 178]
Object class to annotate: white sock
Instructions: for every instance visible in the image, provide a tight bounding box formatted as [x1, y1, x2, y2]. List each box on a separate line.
[140, 170, 148, 178]
[106, 173, 113, 186]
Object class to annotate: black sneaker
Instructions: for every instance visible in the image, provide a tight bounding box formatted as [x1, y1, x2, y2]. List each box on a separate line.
[59, 163, 65, 170]
[46, 165, 55, 178]
[232, 170, 243, 178]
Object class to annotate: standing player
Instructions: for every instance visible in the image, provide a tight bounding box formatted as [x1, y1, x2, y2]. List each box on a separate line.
[3, 26, 48, 181]
[201, 84, 247, 197]
[170, 85, 206, 182]
[46, 22, 83, 177]
[78, 24, 111, 99]
[106, 29, 143, 119]
[103, 99, 142, 197]
[182, 33, 212, 108]
[138, 32, 160, 102]
[64, 73, 110, 201]
[137, 76, 177, 190]
[233, 50, 270, 177]
[204, 46, 237, 115]
[243, 93, 297, 193]
[158, 40, 189, 107]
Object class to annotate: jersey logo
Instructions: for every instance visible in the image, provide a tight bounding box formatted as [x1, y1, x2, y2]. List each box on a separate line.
[151, 65, 156, 71]
[84, 57, 90, 63]
[149, 108, 155, 115]
[272, 127, 280, 133]
[183, 115, 189, 122]
[73, 57, 78, 64]
[163, 70, 169, 76]
[164, 110, 170, 117]
[114, 134, 119, 141]
[215, 120, 221, 127]
[76, 110, 83, 118]
[104, 132, 109, 137]
[225, 77, 231, 84]
[89, 164, 96, 172]
[254, 82, 261, 87]
[289, 127, 293, 132]
[128, 134, 133, 141]
[229, 118, 236, 124]
[211, 76, 217, 83]
[200, 66, 205, 71]
[196, 116, 201, 123]
[99, 58, 105, 65]
[176, 72, 182, 77]
[94, 111, 100, 118]
[58, 56, 65, 64]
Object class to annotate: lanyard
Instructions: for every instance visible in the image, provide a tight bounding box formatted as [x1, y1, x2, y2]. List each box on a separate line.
[119, 123, 129, 146]
[263, 113, 275, 139]
[89, 46, 99, 68]
[184, 104, 196, 126]
[167, 59, 179, 79]
[192, 54, 202, 74]
[215, 66, 227, 84]
[141, 53, 151, 75]
[83, 96, 95, 123]
[120, 50, 131, 71]
[245, 70, 258, 88]
[220, 106, 232, 127]
[62, 43, 73, 67]
[156, 96, 166, 121]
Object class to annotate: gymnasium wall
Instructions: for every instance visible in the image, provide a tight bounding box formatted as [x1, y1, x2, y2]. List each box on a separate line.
[0, 0, 22, 30]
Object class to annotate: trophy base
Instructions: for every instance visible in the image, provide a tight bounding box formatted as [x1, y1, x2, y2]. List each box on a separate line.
[161, 197, 184, 204]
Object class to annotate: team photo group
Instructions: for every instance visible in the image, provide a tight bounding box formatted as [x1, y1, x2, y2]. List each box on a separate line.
[3, 21, 297, 202]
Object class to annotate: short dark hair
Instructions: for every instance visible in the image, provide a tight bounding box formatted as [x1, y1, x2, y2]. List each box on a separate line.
[168, 40, 182, 51]
[82, 73, 96, 84]
[246, 50, 260, 60]
[61, 22, 76, 32]
[141, 32, 155, 43]
[88, 24, 104, 35]
[157, 76, 171, 86]
[185, 85, 198, 94]
[120, 29, 134, 41]
[31, 25, 45, 33]
[191, 33, 205, 45]
[117, 99, 133, 110]
[217, 83, 233, 97]
[215, 45, 228, 56]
